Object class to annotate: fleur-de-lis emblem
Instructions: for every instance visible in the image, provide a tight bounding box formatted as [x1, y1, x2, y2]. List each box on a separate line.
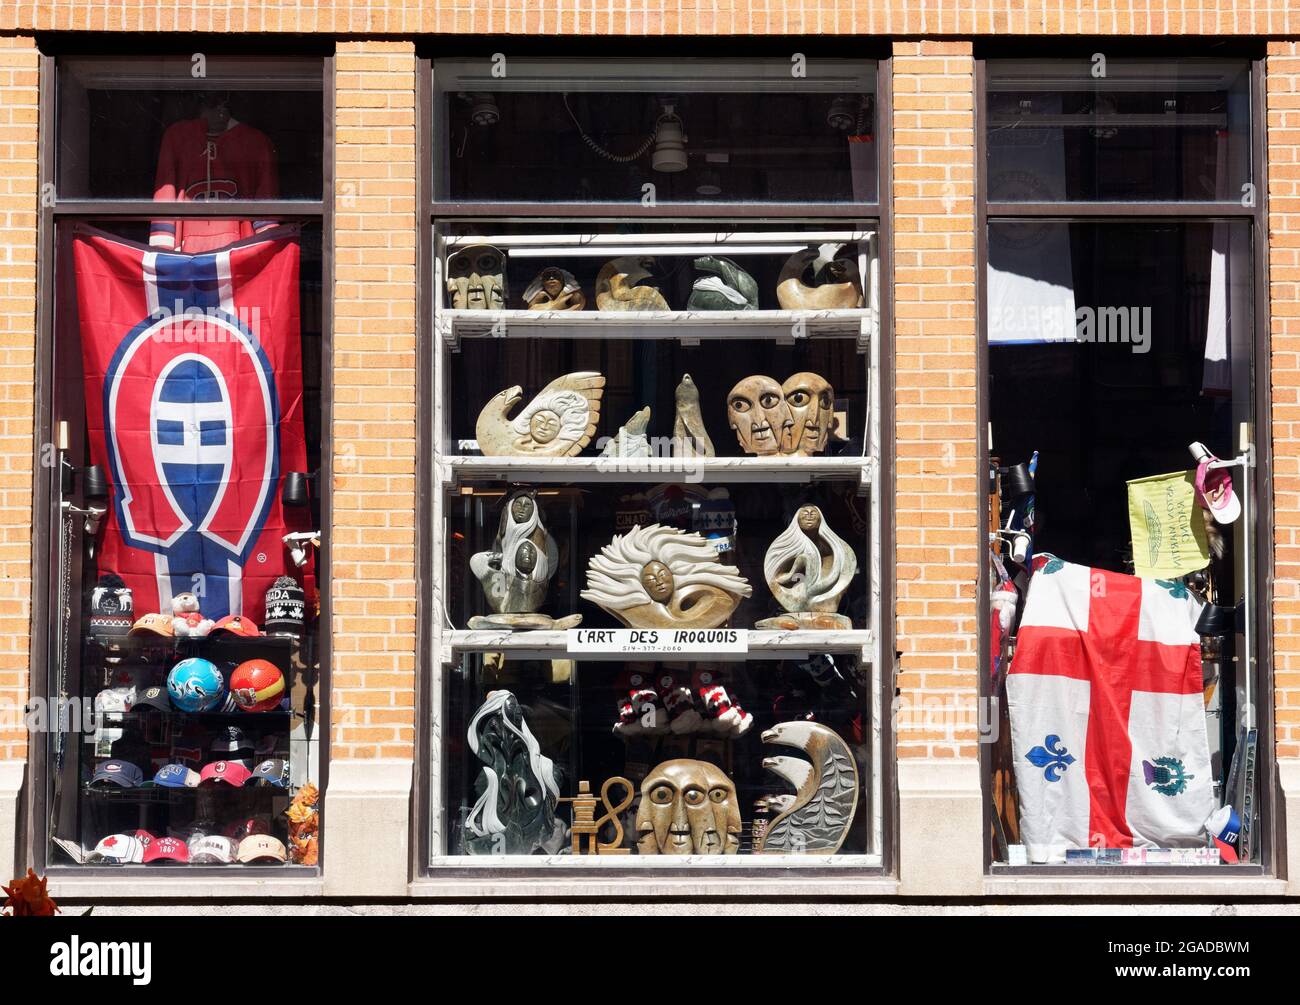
[1025, 734, 1075, 782]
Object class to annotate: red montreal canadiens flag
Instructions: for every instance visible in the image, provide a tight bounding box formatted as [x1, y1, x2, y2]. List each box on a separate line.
[1007, 558, 1215, 862]
[73, 225, 309, 623]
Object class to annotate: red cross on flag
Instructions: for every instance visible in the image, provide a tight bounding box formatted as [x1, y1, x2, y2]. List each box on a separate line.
[1007, 557, 1216, 863]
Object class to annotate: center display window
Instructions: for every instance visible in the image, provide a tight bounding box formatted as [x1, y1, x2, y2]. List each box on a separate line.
[425, 56, 889, 868]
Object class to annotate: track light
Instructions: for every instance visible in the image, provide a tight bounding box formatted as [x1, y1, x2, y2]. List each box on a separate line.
[468, 92, 500, 127]
[651, 103, 688, 173]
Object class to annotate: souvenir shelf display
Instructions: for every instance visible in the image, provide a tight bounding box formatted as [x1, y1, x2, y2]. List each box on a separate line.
[432, 219, 885, 865]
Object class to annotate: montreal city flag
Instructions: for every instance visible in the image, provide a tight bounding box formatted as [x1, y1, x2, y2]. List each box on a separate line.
[1007, 557, 1215, 862]
[72, 225, 309, 623]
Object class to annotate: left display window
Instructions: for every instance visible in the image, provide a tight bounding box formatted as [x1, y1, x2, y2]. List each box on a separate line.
[41, 56, 326, 871]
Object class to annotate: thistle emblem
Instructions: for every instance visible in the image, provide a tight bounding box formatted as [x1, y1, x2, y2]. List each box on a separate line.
[1143, 756, 1192, 796]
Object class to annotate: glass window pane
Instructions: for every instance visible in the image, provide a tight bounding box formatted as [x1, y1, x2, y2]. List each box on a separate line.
[986, 219, 1257, 865]
[57, 56, 324, 206]
[434, 58, 877, 204]
[986, 59, 1251, 202]
[47, 218, 324, 868]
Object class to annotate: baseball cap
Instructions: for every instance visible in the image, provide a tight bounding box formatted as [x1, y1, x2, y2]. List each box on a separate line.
[90, 759, 144, 788]
[250, 758, 290, 788]
[210, 725, 253, 756]
[210, 614, 262, 638]
[224, 816, 273, 841]
[153, 763, 201, 788]
[133, 685, 172, 713]
[89, 833, 144, 864]
[142, 835, 190, 864]
[236, 834, 288, 864]
[188, 834, 236, 864]
[199, 760, 251, 787]
[93, 688, 131, 716]
[128, 613, 174, 637]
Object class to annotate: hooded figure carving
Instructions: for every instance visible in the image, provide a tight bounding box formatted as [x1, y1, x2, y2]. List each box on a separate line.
[463, 690, 567, 855]
[756, 504, 857, 629]
[635, 759, 741, 855]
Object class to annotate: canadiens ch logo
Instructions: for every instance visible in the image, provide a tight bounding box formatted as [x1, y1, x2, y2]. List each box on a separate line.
[103, 256, 280, 611]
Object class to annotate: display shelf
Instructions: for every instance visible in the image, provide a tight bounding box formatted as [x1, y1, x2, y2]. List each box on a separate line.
[441, 453, 875, 489]
[441, 628, 874, 663]
[82, 784, 294, 802]
[437, 307, 874, 350]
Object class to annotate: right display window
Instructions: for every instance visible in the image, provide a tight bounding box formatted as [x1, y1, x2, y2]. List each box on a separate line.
[983, 57, 1266, 869]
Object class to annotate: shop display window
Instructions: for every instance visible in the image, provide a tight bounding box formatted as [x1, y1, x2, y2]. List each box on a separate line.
[433, 57, 877, 205]
[427, 56, 886, 867]
[38, 53, 327, 871]
[982, 56, 1265, 870]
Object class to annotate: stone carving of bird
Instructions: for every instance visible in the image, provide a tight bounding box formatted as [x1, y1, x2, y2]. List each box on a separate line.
[595, 256, 670, 311]
[754, 720, 859, 855]
[475, 371, 606, 458]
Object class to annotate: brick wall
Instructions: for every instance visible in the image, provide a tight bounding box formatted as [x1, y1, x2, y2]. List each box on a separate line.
[891, 41, 980, 760]
[330, 41, 418, 761]
[0, 36, 37, 763]
[1269, 43, 1300, 760]
[3, 1, 1300, 36]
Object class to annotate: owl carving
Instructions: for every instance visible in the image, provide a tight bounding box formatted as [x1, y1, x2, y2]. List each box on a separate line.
[474, 371, 606, 458]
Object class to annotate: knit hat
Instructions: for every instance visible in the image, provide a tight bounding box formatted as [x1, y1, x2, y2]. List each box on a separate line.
[89, 574, 133, 641]
[263, 575, 305, 636]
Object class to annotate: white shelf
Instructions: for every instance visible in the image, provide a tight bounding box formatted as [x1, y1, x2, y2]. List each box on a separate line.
[437, 308, 874, 350]
[441, 628, 874, 663]
[441, 454, 874, 489]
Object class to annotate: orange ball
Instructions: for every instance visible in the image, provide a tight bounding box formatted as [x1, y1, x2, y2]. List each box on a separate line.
[229, 659, 285, 712]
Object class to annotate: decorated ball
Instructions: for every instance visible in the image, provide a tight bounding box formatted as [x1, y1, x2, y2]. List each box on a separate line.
[166, 658, 226, 713]
[230, 660, 286, 713]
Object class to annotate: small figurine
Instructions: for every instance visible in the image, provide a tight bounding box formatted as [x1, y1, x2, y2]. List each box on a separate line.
[671, 373, 714, 458]
[686, 255, 759, 311]
[468, 490, 581, 631]
[559, 778, 634, 854]
[636, 759, 742, 855]
[776, 243, 863, 310]
[445, 244, 507, 310]
[599, 406, 653, 459]
[595, 256, 669, 311]
[523, 266, 585, 311]
[756, 504, 857, 630]
[463, 690, 567, 856]
[170, 592, 214, 638]
[581, 523, 751, 630]
[754, 721, 859, 855]
[475, 371, 605, 458]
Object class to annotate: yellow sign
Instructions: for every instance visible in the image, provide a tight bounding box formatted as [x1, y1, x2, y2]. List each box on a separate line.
[1127, 470, 1210, 579]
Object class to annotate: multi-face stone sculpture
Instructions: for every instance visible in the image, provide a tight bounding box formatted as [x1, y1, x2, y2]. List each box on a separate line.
[754, 721, 859, 855]
[475, 371, 605, 458]
[446, 244, 507, 310]
[523, 266, 585, 311]
[727, 372, 835, 456]
[635, 759, 741, 855]
[756, 505, 857, 630]
[595, 256, 670, 311]
[463, 689, 568, 856]
[776, 243, 864, 311]
[686, 255, 759, 311]
[468, 490, 581, 631]
[581, 523, 751, 630]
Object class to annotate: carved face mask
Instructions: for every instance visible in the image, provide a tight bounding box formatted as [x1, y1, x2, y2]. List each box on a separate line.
[446, 245, 506, 310]
[781, 372, 835, 455]
[636, 759, 741, 855]
[728, 375, 789, 456]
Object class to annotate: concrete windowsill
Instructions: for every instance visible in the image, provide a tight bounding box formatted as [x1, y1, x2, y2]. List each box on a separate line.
[46, 874, 325, 899]
[407, 875, 901, 899]
[984, 875, 1287, 898]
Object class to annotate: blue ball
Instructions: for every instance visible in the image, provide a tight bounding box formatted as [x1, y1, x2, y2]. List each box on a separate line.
[167, 658, 226, 712]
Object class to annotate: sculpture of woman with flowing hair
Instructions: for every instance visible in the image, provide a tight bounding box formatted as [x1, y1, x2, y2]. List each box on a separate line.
[756, 505, 857, 630]
[581, 523, 752, 630]
[463, 689, 567, 855]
